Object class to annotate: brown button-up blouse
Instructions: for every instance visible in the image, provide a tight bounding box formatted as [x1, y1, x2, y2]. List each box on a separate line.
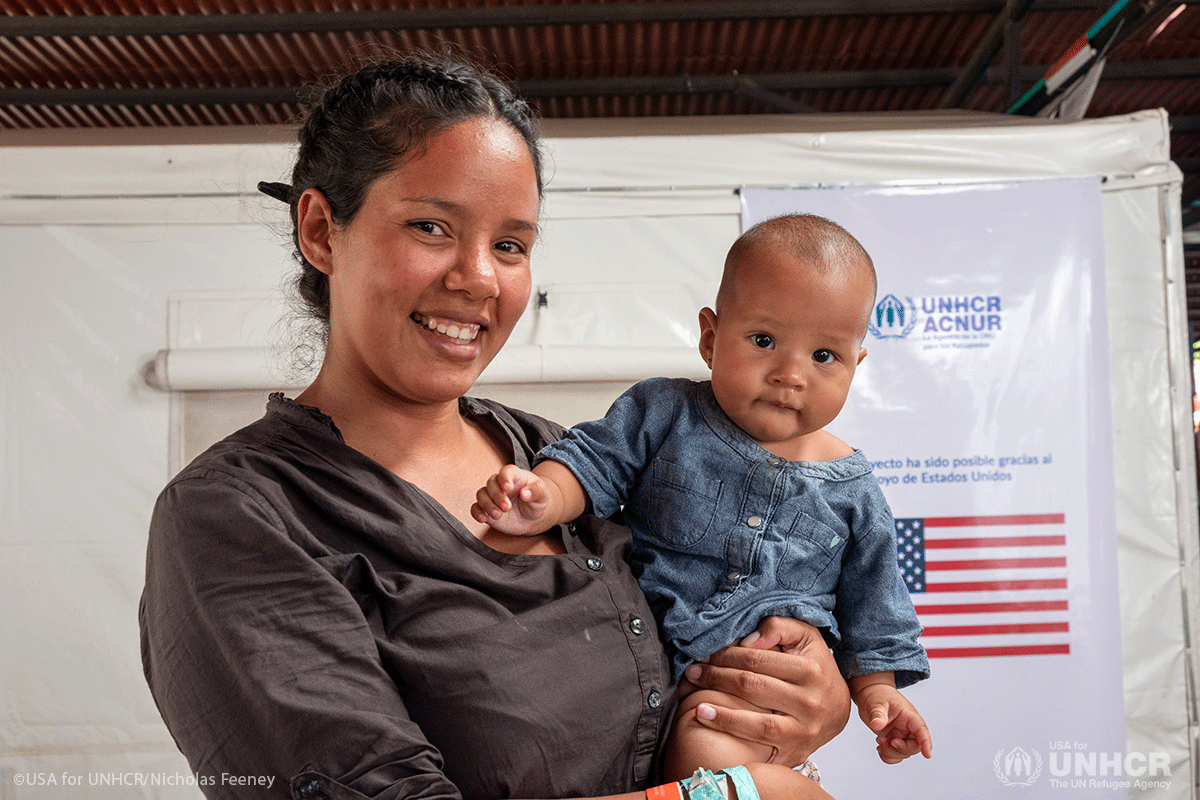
[140, 394, 675, 800]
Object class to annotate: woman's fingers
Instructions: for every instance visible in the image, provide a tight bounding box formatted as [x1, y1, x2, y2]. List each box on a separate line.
[685, 618, 851, 764]
[691, 696, 799, 747]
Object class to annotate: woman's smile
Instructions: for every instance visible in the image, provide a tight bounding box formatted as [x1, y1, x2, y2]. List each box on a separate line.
[411, 312, 484, 345]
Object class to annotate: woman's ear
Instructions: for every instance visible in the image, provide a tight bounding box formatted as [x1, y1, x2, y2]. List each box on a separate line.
[698, 307, 718, 369]
[296, 188, 336, 275]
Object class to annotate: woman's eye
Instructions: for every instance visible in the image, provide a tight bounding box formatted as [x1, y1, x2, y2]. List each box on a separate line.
[751, 334, 774, 349]
[411, 221, 444, 236]
[813, 349, 836, 364]
[495, 240, 528, 256]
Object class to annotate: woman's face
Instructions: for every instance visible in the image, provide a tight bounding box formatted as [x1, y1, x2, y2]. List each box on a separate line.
[317, 117, 539, 407]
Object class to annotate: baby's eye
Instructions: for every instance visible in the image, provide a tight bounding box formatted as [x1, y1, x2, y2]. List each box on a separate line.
[751, 333, 775, 350]
[813, 349, 836, 364]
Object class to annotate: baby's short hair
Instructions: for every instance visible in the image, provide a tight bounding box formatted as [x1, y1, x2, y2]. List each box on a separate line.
[718, 213, 877, 313]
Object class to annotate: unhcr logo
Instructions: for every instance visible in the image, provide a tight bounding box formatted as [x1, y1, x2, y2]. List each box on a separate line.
[921, 295, 1003, 333]
[994, 747, 1043, 787]
[868, 294, 917, 339]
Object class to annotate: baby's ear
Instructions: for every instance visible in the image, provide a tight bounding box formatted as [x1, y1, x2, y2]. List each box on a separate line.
[857, 347, 868, 365]
[697, 307, 718, 368]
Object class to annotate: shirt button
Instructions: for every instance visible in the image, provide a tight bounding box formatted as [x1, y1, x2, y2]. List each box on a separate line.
[630, 617, 646, 635]
[726, 570, 741, 582]
[746, 515, 763, 528]
[586, 557, 603, 571]
[298, 779, 322, 799]
[648, 690, 662, 708]
[768, 456, 786, 466]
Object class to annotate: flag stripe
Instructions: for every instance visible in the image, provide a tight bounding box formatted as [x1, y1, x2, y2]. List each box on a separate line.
[922, 622, 1070, 636]
[924, 514, 1065, 527]
[925, 644, 1070, 658]
[914, 600, 1069, 614]
[928, 578, 1067, 592]
[926, 535, 1066, 549]
[926, 557, 1066, 570]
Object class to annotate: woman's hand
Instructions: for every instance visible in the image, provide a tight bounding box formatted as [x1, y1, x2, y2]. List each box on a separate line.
[680, 617, 850, 765]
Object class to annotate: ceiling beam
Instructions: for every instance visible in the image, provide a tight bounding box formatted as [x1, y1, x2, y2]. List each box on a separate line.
[0, 86, 313, 108]
[732, 78, 819, 114]
[939, 0, 1038, 109]
[4, 57, 1199, 110]
[1004, 17, 1025, 105]
[0, 0, 1106, 39]
[1101, 59, 1200, 79]
[517, 69, 963, 98]
[0, 73, 946, 110]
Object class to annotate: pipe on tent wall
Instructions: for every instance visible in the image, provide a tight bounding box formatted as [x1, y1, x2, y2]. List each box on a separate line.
[147, 345, 709, 391]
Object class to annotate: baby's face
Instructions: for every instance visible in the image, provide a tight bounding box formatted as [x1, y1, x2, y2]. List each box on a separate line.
[699, 254, 872, 459]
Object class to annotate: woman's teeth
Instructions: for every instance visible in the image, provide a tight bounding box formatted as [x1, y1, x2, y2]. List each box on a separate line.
[413, 313, 480, 344]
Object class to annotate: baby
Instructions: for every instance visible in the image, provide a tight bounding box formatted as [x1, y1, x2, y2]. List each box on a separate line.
[473, 214, 931, 779]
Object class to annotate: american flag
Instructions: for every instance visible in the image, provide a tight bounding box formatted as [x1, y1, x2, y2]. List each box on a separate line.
[895, 514, 1070, 659]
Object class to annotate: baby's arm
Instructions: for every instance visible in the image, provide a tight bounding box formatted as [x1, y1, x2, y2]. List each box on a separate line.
[471, 460, 588, 536]
[849, 672, 932, 764]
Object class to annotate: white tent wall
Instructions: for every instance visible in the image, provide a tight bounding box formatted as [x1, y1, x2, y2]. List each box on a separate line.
[0, 110, 1194, 799]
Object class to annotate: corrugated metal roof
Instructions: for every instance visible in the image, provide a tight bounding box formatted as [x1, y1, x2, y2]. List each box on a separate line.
[0, 1, 1197, 245]
[0, 1, 1195, 126]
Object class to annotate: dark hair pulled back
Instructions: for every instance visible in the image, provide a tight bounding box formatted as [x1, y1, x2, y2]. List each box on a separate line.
[283, 55, 543, 340]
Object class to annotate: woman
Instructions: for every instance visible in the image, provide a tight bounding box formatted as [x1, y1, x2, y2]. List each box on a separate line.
[140, 56, 848, 800]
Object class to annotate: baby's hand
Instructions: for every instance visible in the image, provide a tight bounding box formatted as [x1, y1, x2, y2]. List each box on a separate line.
[855, 683, 932, 764]
[471, 464, 554, 536]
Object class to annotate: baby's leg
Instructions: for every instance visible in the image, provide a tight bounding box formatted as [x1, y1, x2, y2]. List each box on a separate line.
[664, 689, 778, 781]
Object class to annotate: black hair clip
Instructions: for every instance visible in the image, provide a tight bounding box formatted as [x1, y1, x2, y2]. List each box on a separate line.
[257, 181, 292, 203]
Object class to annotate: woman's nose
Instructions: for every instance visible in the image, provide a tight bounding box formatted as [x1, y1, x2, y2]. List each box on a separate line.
[444, 244, 500, 299]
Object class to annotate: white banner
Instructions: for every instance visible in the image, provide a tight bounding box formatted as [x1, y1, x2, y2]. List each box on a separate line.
[742, 181, 1132, 798]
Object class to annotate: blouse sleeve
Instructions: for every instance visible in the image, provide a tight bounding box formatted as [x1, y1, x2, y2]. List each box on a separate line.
[140, 467, 459, 800]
